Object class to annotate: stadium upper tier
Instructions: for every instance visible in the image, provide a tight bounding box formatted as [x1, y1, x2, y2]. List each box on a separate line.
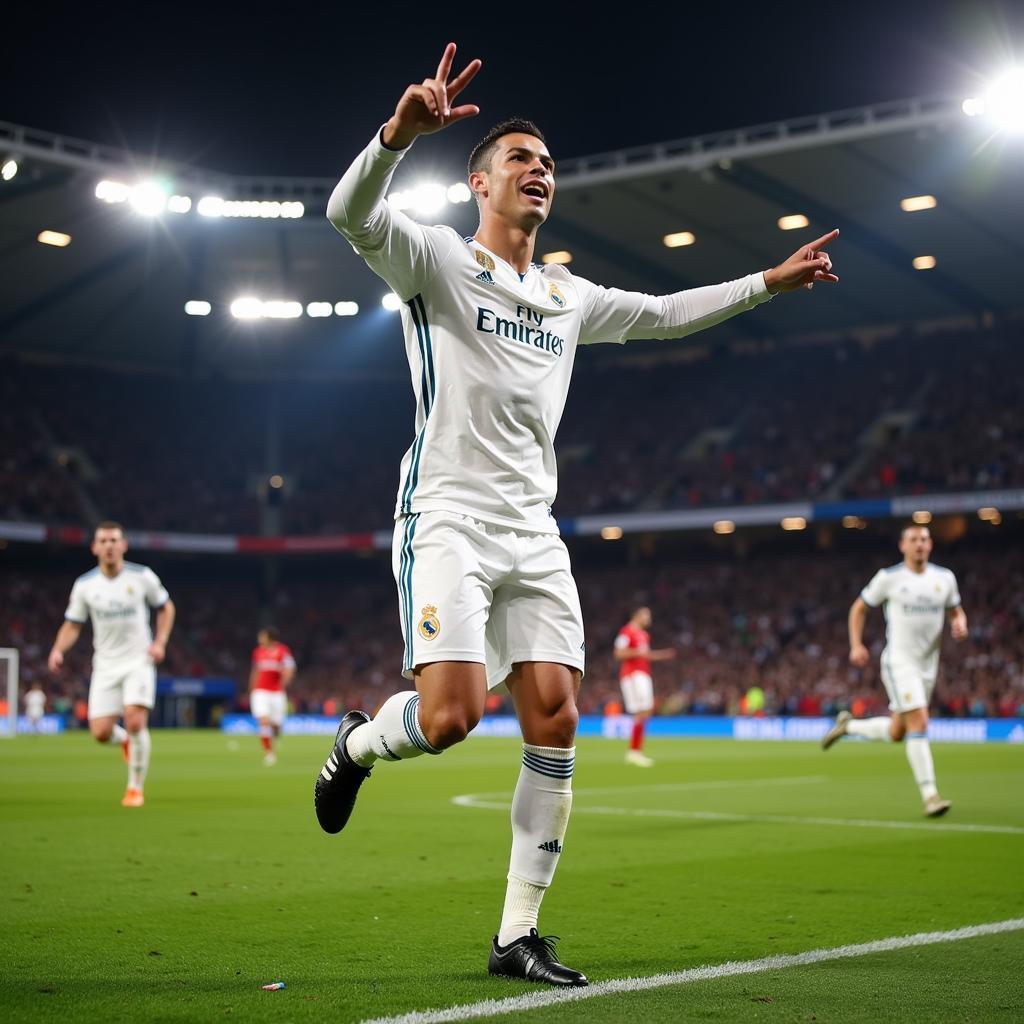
[1, 95, 1022, 370]
[1, 323, 1020, 535]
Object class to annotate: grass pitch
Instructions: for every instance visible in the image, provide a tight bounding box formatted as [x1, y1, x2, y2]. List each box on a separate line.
[2, 731, 1022, 1022]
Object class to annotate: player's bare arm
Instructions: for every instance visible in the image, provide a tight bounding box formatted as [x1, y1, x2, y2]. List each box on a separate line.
[648, 648, 677, 662]
[382, 42, 482, 150]
[950, 605, 969, 641]
[48, 620, 82, 673]
[764, 230, 840, 293]
[848, 596, 870, 667]
[281, 666, 296, 690]
[148, 599, 175, 664]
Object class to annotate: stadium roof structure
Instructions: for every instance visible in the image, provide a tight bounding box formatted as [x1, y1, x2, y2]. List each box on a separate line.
[1, 95, 1021, 374]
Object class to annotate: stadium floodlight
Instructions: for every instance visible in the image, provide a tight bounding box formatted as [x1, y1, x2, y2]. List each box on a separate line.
[842, 515, 867, 529]
[713, 520, 735, 535]
[96, 179, 131, 203]
[977, 507, 1001, 523]
[408, 183, 447, 216]
[1, 158, 17, 181]
[306, 302, 334, 318]
[184, 300, 211, 316]
[447, 182, 472, 204]
[663, 231, 696, 248]
[381, 292, 402, 311]
[167, 195, 192, 214]
[962, 68, 1024, 133]
[261, 300, 303, 319]
[900, 195, 937, 212]
[387, 190, 411, 211]
[912, 510, 932, 524]
[129, 180, 170, 217]
[777, 214, 809, 231]
[230, 296, 263, 319]
[542, 250, 573, 265]
[268, 474, 285, 489]
[600, 526, 623, 540]
[197, 196, 226, 217]
[37, 230, 71, 247]
[780, 516, 806, 531]
[912, 255, 937, 270]
[334, 301, 359, 316]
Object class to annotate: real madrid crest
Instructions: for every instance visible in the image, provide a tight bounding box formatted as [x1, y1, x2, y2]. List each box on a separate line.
[418, 604, 441, 641]
[474, 250, 496, 271]
[548, 283, 566, 308]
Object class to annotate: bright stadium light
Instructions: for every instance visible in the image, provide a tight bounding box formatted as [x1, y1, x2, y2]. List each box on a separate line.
[184, 300, 211, 316]
[447, 182, 472, 203]
[1, 158, 17, 181]
[542, 250, 573, 265]
[912, 510, 932, 525]
[900, 195, 937, 212]
[962, 68, 1024, 133]
[663, 231, 696, 248]
[780, 516, 807, 531]
[230, 296, 263, 319]
[261, 300, 303, 319]
[306, 302, 334, 318]
[129, 180, 170, 217]
[37, 230, 71, 247]
[913, 255, 937, 270]
[408, 183, 447, 216]
[713, 520, 735, 535]
[167, 195, 192, 214]
[334, 301, 359, 316]
[600, 526, 623, 540]
[387, 190, 411, 211]
[381, 292, 402, 311]
[197, 196, 226, 217]
[96, 179, 131, 203]
[778, 214, 809, 231]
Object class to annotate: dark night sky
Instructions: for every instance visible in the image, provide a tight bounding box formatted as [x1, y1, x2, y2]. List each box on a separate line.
[6, 1, 1023, 177]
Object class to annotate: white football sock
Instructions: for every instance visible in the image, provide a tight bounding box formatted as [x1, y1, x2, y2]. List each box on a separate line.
[905, 732, 938, 801]
[344, 691, 439, 768]
[498, 744, 574, 947]
[128, 728, 151, 791]
[110, 723, 128, 745]
[846, 717, 892, 741]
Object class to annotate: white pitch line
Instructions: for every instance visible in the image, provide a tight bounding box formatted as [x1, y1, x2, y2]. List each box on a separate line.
[452, 794, 1024, 835]
[358, 918, 1024, 1024]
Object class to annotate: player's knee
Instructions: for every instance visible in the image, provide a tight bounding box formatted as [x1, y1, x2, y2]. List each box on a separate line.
[124, 710, 147, 734]
[90, 723, 112, 743]
[421, 706, 477, 750]
[540, 699, 579, 747]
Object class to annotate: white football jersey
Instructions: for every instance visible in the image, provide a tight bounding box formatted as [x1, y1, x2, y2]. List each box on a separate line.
[328, 132, 773, 533]
[64, 562, 170, 670]
[860, 562, 961, 676]
[24, 689, 45, 716]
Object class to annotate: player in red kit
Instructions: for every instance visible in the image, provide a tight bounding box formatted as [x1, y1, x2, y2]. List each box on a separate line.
[614, 607, 675, 767]
[249, 627, 296, 766]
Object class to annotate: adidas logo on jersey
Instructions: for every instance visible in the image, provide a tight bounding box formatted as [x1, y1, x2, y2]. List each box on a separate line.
[537, 839, 563, 853]
[475, 270, 495, 285]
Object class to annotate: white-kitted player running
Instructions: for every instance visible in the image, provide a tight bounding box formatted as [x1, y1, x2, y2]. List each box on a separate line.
[822, 524, 968, 816]
[48, 521, 176, 807]
[313, 42, 840, 987]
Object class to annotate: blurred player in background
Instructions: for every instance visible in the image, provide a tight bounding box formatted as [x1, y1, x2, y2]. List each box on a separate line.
[249, 627, 296, 766]
[24, 682, 46, 733]
[822, 524, 967, 817]
[315, 42, 838, 987]
[614, 607, 676, 767]
[47, 522, 175, 807]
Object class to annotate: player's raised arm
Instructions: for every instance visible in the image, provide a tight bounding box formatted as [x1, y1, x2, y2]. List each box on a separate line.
[763, 230, 840, 293]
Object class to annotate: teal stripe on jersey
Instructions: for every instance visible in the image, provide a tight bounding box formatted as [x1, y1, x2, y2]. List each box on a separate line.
[401, 515, 419, 672]
[400, 296, 435, 514]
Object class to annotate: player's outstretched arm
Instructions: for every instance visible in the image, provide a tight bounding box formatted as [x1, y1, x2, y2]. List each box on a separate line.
[47, 620, 82, 673]
[764, 230, 840, 293]
[848, 597, 870, 667]
[382, 42, 482, 150]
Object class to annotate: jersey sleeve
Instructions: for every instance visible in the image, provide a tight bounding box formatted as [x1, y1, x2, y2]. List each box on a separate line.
[614, 630, 631, 650]
[326, 130, 458, 302]
[64, 580, 89, 623]
[143, 568, 170, 608]
[281, 645, 297, 669]
[945, 571, 962, 608]
[573, 271, 773, 346]
[859, 570, 889, 608]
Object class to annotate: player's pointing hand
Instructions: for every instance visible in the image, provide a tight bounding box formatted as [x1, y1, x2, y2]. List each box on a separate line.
[383, 43, 482, 150]
[764, 228, 840, 294]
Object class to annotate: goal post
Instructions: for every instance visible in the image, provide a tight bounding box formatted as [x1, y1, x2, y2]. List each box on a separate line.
[0, 648, 19, 738]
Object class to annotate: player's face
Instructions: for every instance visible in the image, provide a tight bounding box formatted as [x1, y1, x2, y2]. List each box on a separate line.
[472, 133, 555, 229]
[637, 607, 652, 629]
[258, 630, 269, 647]
[899, 527, 932, 566]
[91, 528, 127, 567]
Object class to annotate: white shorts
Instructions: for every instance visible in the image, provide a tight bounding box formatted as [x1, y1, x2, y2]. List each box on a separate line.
[88, 661, 156, 719]
[393, 510, 586, 690]
[251, 689, 287, 725]
[880, 656, 935, 713]
[620, 671, 654, 714]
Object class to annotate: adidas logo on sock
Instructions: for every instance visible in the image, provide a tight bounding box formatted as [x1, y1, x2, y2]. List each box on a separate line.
[475, 270, 495, 284]
[537, 840, 563, 853]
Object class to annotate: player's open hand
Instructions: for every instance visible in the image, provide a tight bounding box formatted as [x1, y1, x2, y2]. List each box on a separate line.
[764, 229, 840, 293]
[384, 43, 482, 150]
[849, 643, 870, 668]
[47, 649, 64, 673]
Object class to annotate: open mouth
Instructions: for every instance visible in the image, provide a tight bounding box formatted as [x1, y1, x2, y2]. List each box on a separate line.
[521, 181, 549, 201]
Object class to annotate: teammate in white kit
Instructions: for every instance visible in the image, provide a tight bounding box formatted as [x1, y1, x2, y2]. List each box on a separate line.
[313, 42, 839, 985]
[48, 522, 176, 807]
[821, 524, 968, 817]
[24, 683, 46, 733]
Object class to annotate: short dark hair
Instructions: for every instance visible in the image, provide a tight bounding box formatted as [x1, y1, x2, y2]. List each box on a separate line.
[260, 626, 280, 643]
[94, 520, 124, 536]
[468, 118, 547, 175]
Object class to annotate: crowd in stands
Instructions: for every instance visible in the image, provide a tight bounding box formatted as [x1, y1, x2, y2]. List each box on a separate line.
[1, 322, 1021, 537]
[7, 540, 1022, 724]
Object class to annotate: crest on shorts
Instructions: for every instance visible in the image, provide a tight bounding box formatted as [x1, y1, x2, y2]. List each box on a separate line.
[474, 250, 495, 271]
[418, 604, 441, 641]
[548, 283, 566, 308]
